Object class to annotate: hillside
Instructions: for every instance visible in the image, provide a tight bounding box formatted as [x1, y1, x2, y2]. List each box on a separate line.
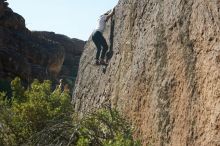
[0, 0, 85, 87]
[73, 0, 220, 145]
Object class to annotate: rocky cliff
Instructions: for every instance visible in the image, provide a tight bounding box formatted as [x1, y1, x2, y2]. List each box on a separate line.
[0, 0, 84, 86]
[73, 0, 220, 145]
[32, 31, 85, 86]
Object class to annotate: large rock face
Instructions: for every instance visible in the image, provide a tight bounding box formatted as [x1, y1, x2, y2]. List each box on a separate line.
[73, 0, 220, 145]
[0, 0, 84, 84]
[32, 31, 85, 85]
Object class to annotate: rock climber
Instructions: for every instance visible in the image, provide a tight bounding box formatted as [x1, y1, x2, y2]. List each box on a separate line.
[92, 8, 115, 65]
[58, 79, 64, 91]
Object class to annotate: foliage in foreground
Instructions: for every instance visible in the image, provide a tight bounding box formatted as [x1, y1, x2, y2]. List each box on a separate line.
[30, 108, 140, 146]
[0, 77, 140, 146]
[0, 77, 71, 145]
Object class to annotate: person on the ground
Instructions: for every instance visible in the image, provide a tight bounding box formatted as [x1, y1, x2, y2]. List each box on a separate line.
[58, 79, 64, 91]
[92, 8, 115, 65]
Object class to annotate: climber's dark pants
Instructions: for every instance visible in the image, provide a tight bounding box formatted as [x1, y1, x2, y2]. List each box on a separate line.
[92, 31, 108, 60]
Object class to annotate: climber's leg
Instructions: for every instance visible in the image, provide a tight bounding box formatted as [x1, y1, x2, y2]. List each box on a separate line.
[92, 31, 102, 64]
[99, 34, 108, 60]
[92, 31, 108, 65]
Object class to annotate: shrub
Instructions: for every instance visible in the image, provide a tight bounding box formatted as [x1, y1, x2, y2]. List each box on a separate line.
[0, 78, 139, 146]
[0, 77, 72, 145]
[29, 107, 140, 146]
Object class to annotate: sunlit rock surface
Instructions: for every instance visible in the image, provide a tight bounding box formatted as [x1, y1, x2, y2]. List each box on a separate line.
[73, 0, 220, 145]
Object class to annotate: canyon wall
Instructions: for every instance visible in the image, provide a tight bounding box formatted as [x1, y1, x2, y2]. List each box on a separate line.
[73, 0, 220, 145]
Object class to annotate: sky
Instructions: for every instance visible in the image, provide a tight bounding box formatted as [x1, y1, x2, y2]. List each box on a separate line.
[8, 0, 118, 41]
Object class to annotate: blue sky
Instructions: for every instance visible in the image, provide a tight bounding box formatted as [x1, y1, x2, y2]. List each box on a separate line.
[9, 0, 118, 40]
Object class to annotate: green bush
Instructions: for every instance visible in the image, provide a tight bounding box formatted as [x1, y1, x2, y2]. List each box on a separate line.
[30, 108, 140, 146]
[0, 77, 72, 145]
[0, 77, 139, 146]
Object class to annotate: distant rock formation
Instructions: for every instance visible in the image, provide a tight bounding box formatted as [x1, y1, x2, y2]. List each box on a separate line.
[32, 31, 85, 85]
[73, 0, 220, 145]
[0, 0, 85, 86]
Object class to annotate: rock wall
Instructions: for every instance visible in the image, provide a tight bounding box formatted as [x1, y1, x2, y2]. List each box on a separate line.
[73, 0, 220, 145]
[32, 31, 85, 85]
[0, 0, 84, 85]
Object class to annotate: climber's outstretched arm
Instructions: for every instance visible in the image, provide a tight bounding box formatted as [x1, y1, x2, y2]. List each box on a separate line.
[106, 8, 115, 21]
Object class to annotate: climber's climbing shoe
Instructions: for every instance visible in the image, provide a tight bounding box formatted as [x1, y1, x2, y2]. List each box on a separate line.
[100, 59, 108, 66]
[94, 59, 100, 65]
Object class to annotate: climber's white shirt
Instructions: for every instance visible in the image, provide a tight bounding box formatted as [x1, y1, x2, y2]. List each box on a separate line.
[95, 15, 107, 33]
